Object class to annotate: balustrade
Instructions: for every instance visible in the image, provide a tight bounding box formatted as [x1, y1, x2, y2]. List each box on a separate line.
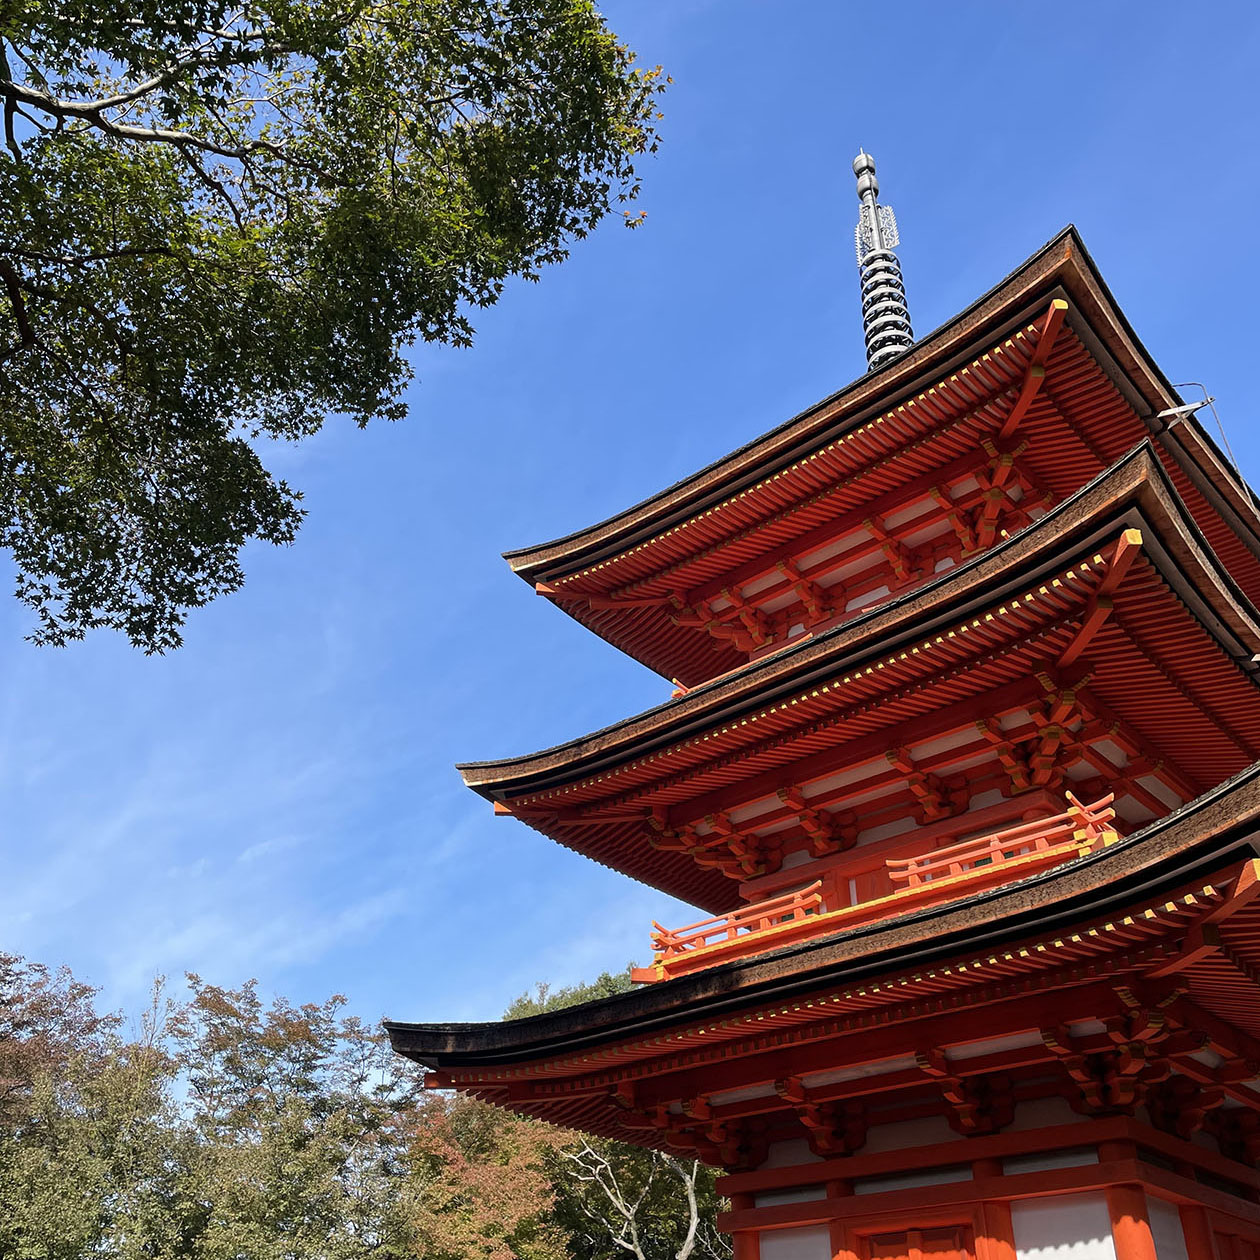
[632, 794, 1116, 983]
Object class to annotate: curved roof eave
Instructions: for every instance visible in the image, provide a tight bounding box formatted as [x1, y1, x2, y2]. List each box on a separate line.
[387, 755, 1260, 1068]
[458, 440, 1260, 799]
[502, 225, 1251, 586]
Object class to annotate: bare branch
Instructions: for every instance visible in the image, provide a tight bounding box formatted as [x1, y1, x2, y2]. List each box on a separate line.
[0, 76, 306, 168]
[667, 1155, 702, 1260]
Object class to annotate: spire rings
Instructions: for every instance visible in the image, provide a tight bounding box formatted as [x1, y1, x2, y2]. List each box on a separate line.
[858, 247, 913, 368]
[852, 152, 915, 370]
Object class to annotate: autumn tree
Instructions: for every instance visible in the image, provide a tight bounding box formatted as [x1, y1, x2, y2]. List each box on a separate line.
[396, 1091, 570, 1260]
[0, 954, 723, 1260]
[0, 956, 577, 1259]
[0, 0, 665, 650]
[0, 965, 191, 1259]
[505, 968, 731, 1260]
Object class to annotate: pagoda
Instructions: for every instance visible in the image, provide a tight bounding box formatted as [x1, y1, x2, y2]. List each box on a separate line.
[388, 154, 1260, 1260]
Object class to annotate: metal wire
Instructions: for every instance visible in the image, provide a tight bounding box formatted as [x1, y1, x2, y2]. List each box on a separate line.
[1173, 381, 1260, 515]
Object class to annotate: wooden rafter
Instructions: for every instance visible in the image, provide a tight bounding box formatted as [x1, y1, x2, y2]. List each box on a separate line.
[886, 745, 958, 821]
[633, 435, 1057, 662]
[996, 298, 1067, 441]
[776, 559, 835, 623]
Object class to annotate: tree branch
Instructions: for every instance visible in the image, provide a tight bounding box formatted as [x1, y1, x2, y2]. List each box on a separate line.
[0, 258, 34, 349]
[668, 1155, 702, 1260]
[0, 76, 300, 166]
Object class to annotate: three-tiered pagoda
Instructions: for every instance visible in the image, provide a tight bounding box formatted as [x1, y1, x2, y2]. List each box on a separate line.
[388, 155, 1260, 1260]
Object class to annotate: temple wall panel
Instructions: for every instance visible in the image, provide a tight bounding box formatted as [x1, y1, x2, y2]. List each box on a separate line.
[1145, 1199, 1189, 1260]
[764, 1138, 825, 1168]
[1009, 1193, 1116, 1259]
[759, 1225, 833, 1260]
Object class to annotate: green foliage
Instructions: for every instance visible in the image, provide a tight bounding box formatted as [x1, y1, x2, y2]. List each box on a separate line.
[503, 963, 637, 1020]
[0, 955, 691, 1260]
[0, 1, 665, 650]
[502, 968, 730, 1260]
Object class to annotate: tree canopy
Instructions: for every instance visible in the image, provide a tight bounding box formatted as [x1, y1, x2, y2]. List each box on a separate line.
[0, 0, 664, 650]
[0, 954, 725, 1260]
[506, 967, 730, 1260]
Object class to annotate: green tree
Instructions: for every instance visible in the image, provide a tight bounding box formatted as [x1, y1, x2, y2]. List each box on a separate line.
[505, 968, 731, 1260]
[170, 975, 422, 1259]
[0, 970, 194, 1260]
[0, 1, 665, 650]
[502, 966, 637, 1021]
[0, 956, 574, 1259]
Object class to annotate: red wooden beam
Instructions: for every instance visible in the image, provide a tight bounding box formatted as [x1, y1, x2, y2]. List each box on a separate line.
[995, 299, 1067, 440]
[653, 672, 1078, 830]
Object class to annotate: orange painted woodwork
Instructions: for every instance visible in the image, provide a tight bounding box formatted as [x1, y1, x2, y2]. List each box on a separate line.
[506, 236, 1260, 688]
[388, 226, 1260, 1260]
[469, 503, 1260, 913]
[1180, 1207, 1221, 1259]
[1106, 1185, 1158, 1260]
[633, 794, 1116, 982]
[975, 1203, 1016, 1260]
[864, 1226, 972, 1259]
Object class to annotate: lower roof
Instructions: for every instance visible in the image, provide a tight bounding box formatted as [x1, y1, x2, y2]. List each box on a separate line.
[387, 752, 1260, 1071]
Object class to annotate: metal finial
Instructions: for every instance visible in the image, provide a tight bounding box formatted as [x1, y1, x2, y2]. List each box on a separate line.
[853, 151, 914, 370]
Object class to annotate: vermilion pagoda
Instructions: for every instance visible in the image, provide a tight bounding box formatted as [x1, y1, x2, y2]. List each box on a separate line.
[388, 159, 1260, 1260]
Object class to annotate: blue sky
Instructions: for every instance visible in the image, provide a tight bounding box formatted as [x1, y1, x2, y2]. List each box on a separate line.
[8, 0, 1260, 1026]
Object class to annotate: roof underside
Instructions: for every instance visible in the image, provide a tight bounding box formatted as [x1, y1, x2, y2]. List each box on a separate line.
[388, 758, 1260, 1081]
[465, 448, 1260, 911]
[506, 229, 1260, 685]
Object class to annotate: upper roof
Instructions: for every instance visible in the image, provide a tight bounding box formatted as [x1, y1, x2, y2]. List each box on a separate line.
[464, 444, 1260, 911]
[506, 228, 1260, 685]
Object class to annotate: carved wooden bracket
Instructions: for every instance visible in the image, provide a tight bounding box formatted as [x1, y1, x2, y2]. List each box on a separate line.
[777, 1077, 868, 1157]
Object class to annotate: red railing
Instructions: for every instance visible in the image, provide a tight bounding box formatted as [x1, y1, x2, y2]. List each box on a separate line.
[632, 794, 1116, 984]
[653, 882, 823, 956]
[886, 792, 1115, 887]
[630, 883, 824, 983]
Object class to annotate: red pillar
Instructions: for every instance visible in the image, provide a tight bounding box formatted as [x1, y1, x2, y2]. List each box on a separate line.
[970, 1159, 1016, 1260]
[976, 1203, 1017, 1260]
[730, 1193, 760, 1260]
[1178, 1206, 1221, 1260]
[1106, 1184, 1158, 1260]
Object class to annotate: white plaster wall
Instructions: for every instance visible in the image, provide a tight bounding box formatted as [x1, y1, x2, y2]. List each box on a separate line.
[758, 1225, 832, 1260]
[754, 1187, 827, 1209]
[762, 1138, 821, 1169]
[1008, 1095, 1080, 1131]
[1011, 1192, 1117, 1260]
[1003, 1148, 1098, 1175]
[1147, 1198, 1189, 1260]
[863, 1114, 955, 1153]
[853, 1165, 971, 1196]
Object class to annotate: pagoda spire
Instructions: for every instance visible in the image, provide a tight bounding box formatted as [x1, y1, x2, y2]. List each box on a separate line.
[853, 150, 914, 370]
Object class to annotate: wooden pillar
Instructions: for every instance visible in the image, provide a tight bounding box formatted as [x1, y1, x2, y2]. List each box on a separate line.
[1106, 1184, 1158, 1260]
[976, 1203, 1017, 1260]
[1178, 1205, 1220, 1260]
[968, 1158, 1016, 1260]
[828, 1178, 855, 1260]
[830, 1222, 859, 1260]
[729, 1193, 759, 1260]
